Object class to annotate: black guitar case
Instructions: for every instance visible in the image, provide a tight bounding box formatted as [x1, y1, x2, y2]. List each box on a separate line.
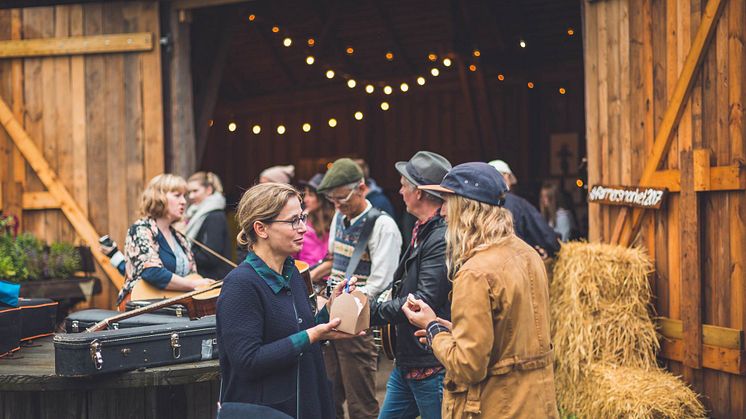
[0, 304, 20, 357]
[63, 309, 191, 333]
[125, 299, 190, 318]
[18, 298, 58, 341]
[54, 315, 218, 376]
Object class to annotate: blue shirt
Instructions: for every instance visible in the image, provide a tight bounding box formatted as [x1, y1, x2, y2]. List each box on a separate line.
[140, 232, 190, 289]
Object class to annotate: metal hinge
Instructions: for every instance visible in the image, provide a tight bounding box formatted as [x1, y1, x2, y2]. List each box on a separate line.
[90, 339, 103, 370]
[71, 320, 79, 333]
[175, 306, 183, 317]
[170, 333, 181, 359]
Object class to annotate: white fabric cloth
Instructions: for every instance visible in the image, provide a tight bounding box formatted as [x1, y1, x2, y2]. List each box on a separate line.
[184, 193, 226, 240]
[328, 201, 402, 301]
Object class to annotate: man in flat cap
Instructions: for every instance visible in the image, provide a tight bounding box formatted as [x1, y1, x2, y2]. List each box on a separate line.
[370, 151, 452, 419]
[316, 157, 402, 419]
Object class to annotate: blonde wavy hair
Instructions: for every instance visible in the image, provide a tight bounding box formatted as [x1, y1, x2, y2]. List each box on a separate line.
[187, 171, 224, 194]
[140, 174, 187, 218]
[236, 182, 302, 249]
[445, 195, 514, 275]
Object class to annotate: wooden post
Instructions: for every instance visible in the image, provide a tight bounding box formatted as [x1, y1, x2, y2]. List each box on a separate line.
[0, 96, 124, 288]
[167, 7, 196, 178]
[680, 149, 703, 369]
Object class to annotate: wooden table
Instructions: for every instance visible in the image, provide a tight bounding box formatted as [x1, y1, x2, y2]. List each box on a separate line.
[0, 337, 220, 419]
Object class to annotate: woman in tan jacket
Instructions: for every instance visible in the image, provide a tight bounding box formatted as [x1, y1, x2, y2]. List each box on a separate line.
[402, 162, 559, 418]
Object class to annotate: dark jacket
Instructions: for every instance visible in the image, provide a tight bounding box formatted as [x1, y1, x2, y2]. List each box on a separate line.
[370, 214, 451, 368]
[193, 210, 232, 280]
[503, 193, 561, 257]
[216, 261, 334, 419]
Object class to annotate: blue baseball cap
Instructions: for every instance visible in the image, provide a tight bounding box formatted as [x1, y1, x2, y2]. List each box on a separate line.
[418, 162, 508, 206]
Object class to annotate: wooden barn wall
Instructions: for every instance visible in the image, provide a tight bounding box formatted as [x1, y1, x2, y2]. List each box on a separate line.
[583, 0, 745, 416]
[204, 74, 585, 216]
[0, 2, 164, 310]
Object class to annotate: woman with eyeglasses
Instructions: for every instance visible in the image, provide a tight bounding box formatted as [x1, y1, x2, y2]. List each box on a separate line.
[216, 182, 360, 419]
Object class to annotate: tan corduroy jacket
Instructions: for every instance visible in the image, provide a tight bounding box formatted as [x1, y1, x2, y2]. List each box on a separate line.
[431, 235, 559, 419]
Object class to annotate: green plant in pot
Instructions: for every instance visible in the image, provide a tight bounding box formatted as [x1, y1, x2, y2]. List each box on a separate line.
[0, 232, 28, 283]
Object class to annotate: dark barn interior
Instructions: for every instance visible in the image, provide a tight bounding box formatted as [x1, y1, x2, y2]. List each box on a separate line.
[190, 0, 585, 225]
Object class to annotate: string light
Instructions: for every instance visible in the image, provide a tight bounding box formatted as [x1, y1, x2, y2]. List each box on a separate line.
[497, 74, 505, 81]
[328, 118, 337, 127]
[417, 76, 426, 86]
[248, 14, 256, 22]
[472, 49, 480, 57]
[252, 125, 261, 134]
[430, 68, 440, 77]
[325, 69, 335, 79]
[272, 26, 280, 33]
[306, 56, 315, 65]
[519, 39, 526, 48]
[383, 85, 393, 95]
[576, 179, 584, 188]
[385, 52, 394, 61]
[400, 82, 409, 92]
[442, 57, 452, 67]
[469, 64, 477, 72]
[347, 79, 357, 88]
[307, 38, 315, 46]
[302, 123, 311, 132]
[346, 46, 354, 55]
[365, 84, 375, 94]
[208, 119, 214, 127]
[228, 122, 237, 132]
[567, 28, 575, 36]
[276, 125, 286, 135]
[354, 111, 364, 120]
[380, 102, 390, 111]
[428, 53, 437, 62]
[527, 82, 535, 89]
[282, 38, 292, 47]
[559, 87, 567, 95]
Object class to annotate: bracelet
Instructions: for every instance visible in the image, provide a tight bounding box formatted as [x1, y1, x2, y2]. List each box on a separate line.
[426, 320, 450, 347]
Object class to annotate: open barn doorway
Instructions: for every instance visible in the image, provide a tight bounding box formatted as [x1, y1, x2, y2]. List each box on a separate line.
[184, 0, 585, 233]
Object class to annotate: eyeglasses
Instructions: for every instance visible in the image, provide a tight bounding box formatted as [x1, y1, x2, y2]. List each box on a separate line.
[265, 213, 308, 230]
[324, 187, 358, 204]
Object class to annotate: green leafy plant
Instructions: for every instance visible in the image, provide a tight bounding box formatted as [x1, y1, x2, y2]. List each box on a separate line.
[0, 232, 28, 283]
[15, 233, 45, 280]
[46, 242, 81, 279]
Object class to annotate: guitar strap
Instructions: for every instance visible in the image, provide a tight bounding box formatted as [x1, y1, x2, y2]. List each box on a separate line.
[344, 208, 382, 279]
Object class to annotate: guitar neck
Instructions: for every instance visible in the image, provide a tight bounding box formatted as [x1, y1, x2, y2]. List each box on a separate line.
[85, 281, 222, 332]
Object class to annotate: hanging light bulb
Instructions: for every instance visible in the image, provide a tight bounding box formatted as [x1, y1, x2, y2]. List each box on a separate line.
[282, 37, 292, 47]
[228, 122, 237, 132]
[442, 57, 452, 67]
[567, 28, 575, 36]
[430, 68, 440, 77]
[328, 118, 337, 127]
[527, 82, 535, 89]
[307, 38, 315, 46]
[428, 53, 437, 62]
[385, 51, 394, 61]
[248, 14, 256, 22]
[302, 123, 311, 132]
[276, 125, 286, 135]
[346, 46, 354, 55]
[380, 102, 390, 111]
[354, 111, 364, 120]
[472, 49, 480, 57]
[326, 69, 335, 79]
[469, 64, 477, 72]
[208, 119, 214, 127]
[252, 125, 261, 134]
[400, 82, 409, 92]
[417, 76, 426, 86]
[497, 74, 505, 81]
[306, 56, 315, 65]
[559, 87, 567, 95]
[271, 26, 280, 33]
[519, 39, 526, 48]
[347, 79, 357, 88]
[365, 84, 375, 94]
[383, 85, 393, 95]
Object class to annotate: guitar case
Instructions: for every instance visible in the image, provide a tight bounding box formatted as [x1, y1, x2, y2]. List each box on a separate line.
[63, 309, 190, 333]
[19, 298, 58, 341]
[54, 315, 218, 376]
[125, 299, 190, 318]
[0, 304, 21, 357]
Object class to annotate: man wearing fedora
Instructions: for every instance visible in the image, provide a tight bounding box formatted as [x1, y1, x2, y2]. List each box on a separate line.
[369, 151, 453, 419]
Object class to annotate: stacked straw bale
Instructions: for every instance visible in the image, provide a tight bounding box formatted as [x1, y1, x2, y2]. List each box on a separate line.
[550, 242, 704, 418]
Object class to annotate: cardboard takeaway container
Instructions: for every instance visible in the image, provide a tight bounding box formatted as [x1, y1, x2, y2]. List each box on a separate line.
[328, 289, 370, 335]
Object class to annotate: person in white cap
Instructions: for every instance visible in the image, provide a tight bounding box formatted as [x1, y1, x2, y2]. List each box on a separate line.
[488, 159, 560, 258]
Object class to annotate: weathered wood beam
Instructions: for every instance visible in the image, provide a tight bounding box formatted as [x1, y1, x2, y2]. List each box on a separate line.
[659, 339, 746, 375]
[0, 33, 152, 59]
[0, 96, 124, 289]
[22, 192, 60, 210]
[680, 149, 703, 369]
[371, 1, 415, 73]
[610, 0, 726, 246]
[173, 0, 254, 10]
[643, 164, 745, 191]
[657, 317, 743, 350]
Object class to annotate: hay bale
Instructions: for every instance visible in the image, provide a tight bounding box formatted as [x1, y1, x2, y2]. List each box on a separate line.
[560, 364, 705, 419]
[550, 242, 659, 383]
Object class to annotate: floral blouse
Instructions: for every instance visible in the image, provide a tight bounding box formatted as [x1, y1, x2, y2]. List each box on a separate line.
[116, 217, 196, 305]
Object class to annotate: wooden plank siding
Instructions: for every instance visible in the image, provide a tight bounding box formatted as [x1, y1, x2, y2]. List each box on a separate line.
[584, 0, 746, 416]
[0, 2, 164, 310]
